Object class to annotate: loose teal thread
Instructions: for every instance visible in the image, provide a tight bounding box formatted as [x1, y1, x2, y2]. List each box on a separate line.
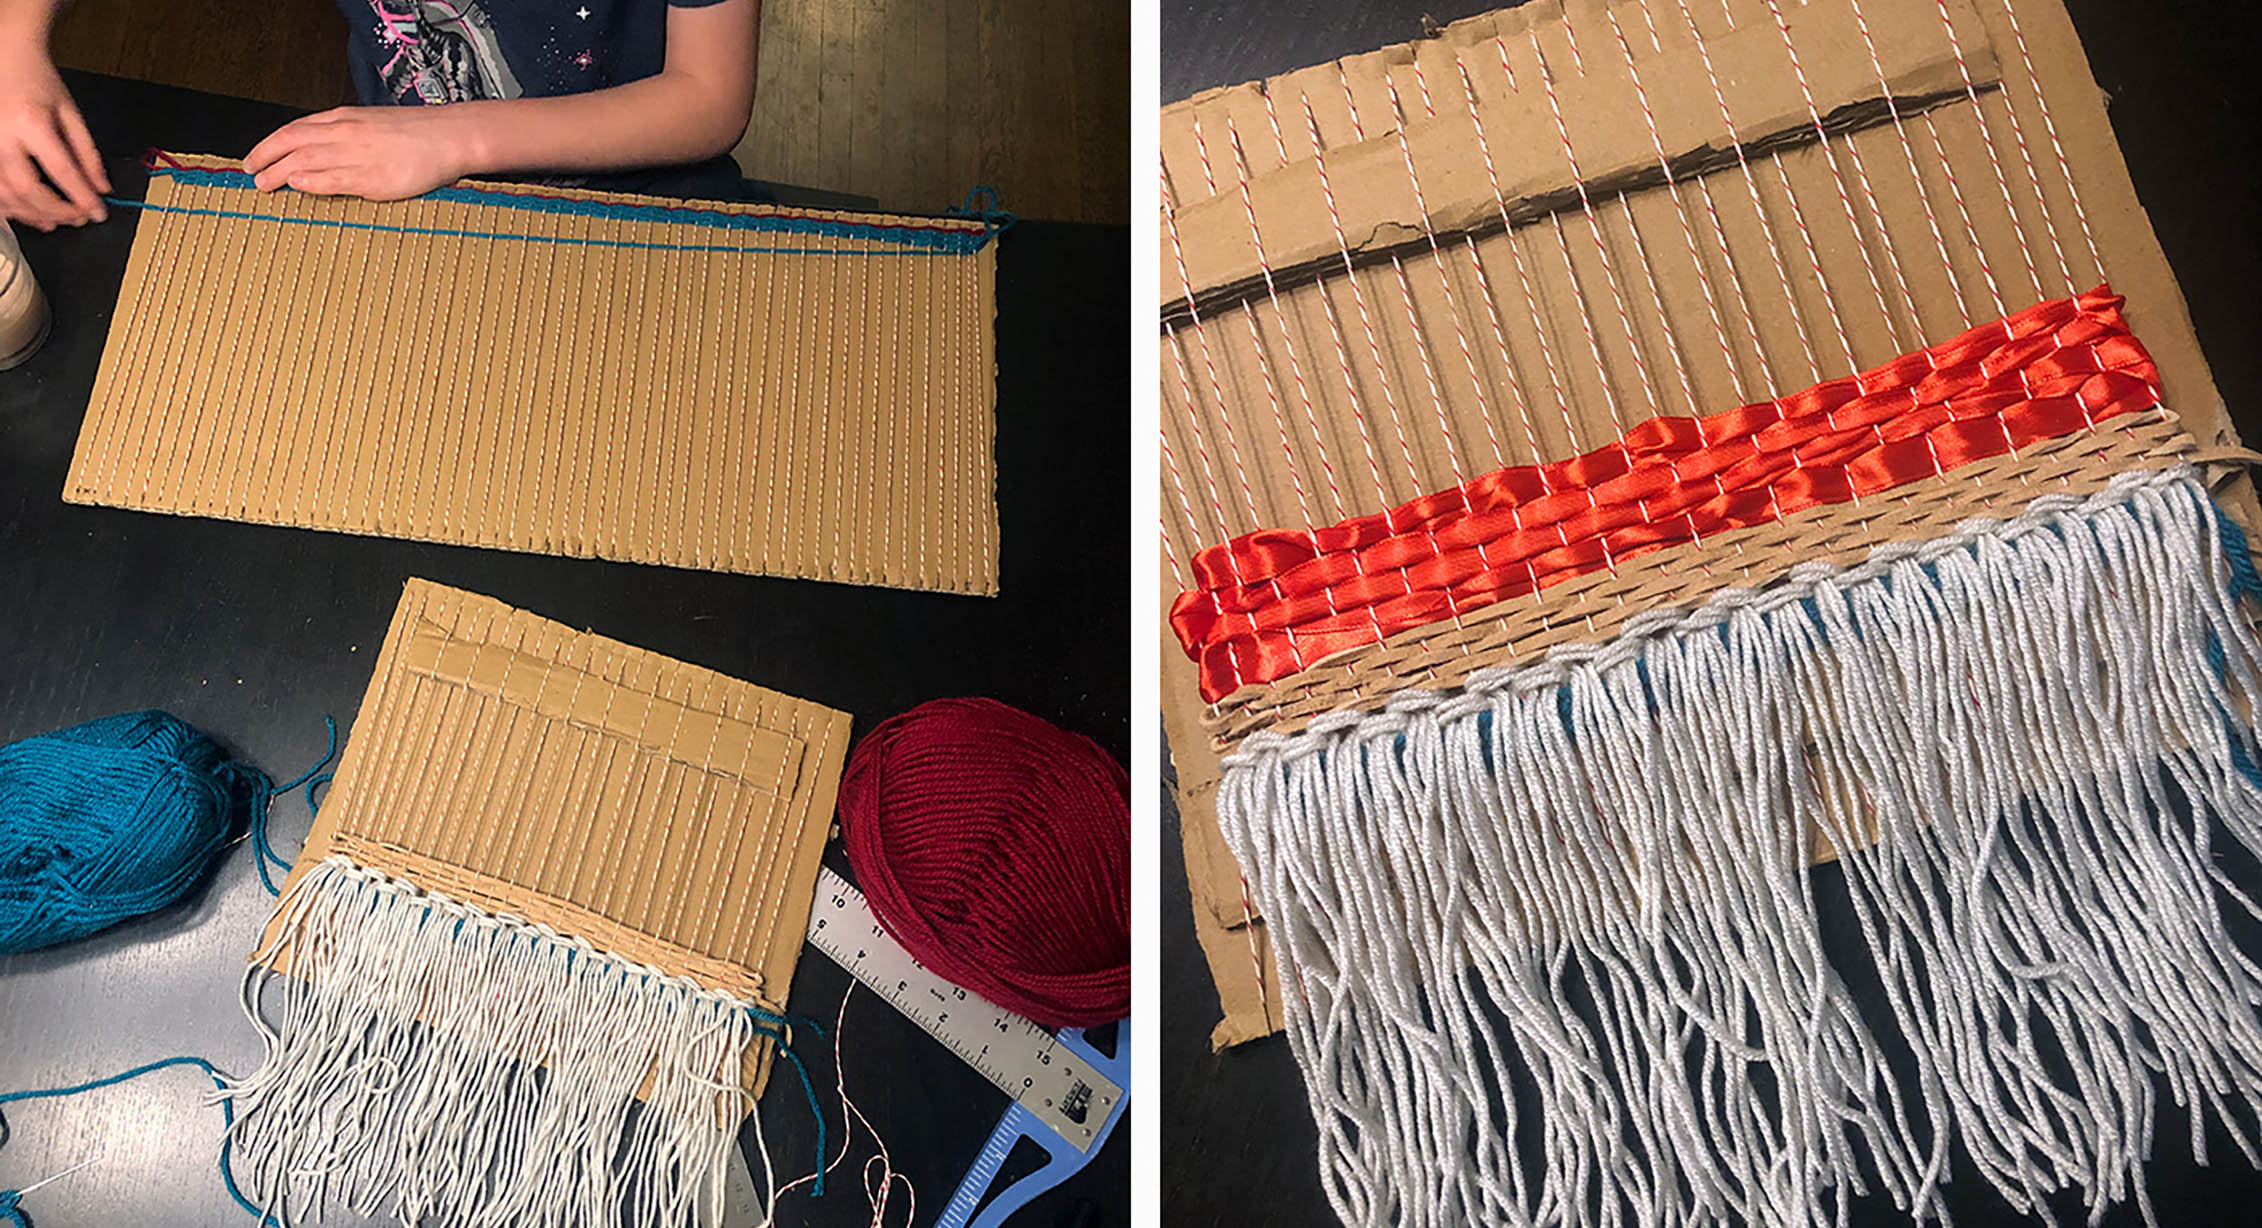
[302, 772, 333, 817]
[101, 196, 978, 259]
[221, 761, 286, 895]
[949, 185, 1018, 236]
[0, 1055, 274, 1225]
[2220, 497, 2262, 601]
[246, 716, 339, 896]
[2205, 490, 2262, 792]
[749, 1005, 831, 1196]
[268, 716, 337, 798]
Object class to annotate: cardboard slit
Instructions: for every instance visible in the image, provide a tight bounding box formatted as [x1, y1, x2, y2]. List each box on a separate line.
[1162, 85, 1987, 325]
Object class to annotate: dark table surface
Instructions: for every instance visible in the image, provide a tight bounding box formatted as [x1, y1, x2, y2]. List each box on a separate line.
[1160, 2, 2262, 1225]
[0, 70, 1128, 1228]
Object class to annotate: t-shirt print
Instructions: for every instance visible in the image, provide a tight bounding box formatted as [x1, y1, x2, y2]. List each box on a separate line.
[335, 0, 700, 107]
[360, 0, 525, 103]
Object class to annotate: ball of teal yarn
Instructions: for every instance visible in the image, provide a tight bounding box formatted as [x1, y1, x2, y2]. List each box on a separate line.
[0, 711, 244, 955]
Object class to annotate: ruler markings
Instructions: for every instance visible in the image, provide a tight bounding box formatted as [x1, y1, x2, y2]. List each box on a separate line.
[803, 865, 1120, 1150]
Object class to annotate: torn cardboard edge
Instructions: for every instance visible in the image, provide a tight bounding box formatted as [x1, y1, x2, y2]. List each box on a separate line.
[1185, 813, 1287, 1052]
[1163, 0, 2253, 1046]
[1159, 0, 2000, 314]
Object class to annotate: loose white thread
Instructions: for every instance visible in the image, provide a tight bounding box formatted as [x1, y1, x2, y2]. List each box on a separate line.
[224, 856, 768, 1228]
[1221, 467, 2262, 1228]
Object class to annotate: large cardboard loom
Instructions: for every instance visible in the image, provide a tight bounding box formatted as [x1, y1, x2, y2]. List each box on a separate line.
[70, 156, 1000, 595]
[1162, 1, 2262, 1225]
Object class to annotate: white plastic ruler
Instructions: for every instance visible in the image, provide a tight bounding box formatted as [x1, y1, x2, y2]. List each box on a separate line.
[802, 865, 1122, 1149]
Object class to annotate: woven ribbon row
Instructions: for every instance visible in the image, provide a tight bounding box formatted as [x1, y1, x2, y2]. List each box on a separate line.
[1172, 286, 2161, 702]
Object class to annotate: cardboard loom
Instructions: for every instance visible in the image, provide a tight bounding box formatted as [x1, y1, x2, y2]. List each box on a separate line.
[261, 577, 851, 1093]
[69, 155, 1000, 595]
[1160, 0, 2250, 1049]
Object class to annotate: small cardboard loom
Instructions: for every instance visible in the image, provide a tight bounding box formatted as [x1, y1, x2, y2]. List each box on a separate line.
[226, 578, 850, 1226]
[1162, 0, 2255, 1052]
[1162, 1, 2262, 1224]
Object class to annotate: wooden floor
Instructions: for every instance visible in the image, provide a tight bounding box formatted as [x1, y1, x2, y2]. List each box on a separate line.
[48, 0, 1127, 226]
[739, 0, 1128, 224]
[49, 0, 356, 117]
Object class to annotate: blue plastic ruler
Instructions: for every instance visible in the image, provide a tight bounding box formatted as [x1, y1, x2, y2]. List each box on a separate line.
[929, 1025, 1129, 1228]
[794, 866, 1128, 1227]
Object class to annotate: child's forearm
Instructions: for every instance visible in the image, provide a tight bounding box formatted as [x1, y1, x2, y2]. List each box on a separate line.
[440, 0, 761, 179]
[437, 71, 751, 180]
[0, 0, 63, 41]
[243, 0, 758, 203]
[240, 63, 753, 202]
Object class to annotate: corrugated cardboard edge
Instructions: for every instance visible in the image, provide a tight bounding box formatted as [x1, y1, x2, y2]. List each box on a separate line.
[979, 238, 1005, 594]
[1165, 0, 2257, 1047]
[1180, 795, 1286, 1051]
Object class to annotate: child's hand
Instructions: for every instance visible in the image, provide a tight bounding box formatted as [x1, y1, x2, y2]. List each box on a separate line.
[0, 38, 108, 230]
[244, 107, 478, 202]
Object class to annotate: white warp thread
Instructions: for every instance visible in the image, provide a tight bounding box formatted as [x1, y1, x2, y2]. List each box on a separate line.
[1220, 467, 2262, 1228]
[222, 856, 762, 1228]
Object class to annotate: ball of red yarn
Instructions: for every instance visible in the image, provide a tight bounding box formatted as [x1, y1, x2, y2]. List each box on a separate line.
[837, 698, 1129, 1029]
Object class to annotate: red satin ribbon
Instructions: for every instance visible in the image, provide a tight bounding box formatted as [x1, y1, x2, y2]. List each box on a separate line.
[1172, 286, 2161, 702]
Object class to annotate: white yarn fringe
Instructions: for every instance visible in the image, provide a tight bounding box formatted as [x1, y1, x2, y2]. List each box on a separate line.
[223, 855, 763, 1228]
[1220, 467, 2262, 1228]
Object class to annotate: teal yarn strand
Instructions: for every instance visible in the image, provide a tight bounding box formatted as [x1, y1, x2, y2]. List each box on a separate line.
[749, 1005, 832, 1197]
[99, 165, 1004, 257]
[248, 715, 337, 895]
[949, 184, 1018, 236]
[0, 1055, 274, 1226]
[146, 164, 999, 252]
[0, 713, 249, 954]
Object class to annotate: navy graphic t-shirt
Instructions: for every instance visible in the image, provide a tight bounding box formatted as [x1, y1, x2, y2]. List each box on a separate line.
[332, 0, 743, 196]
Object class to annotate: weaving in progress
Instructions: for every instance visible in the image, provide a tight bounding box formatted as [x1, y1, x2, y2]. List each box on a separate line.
[66, 154, 1001, 595]
[1160, 0, 2262, 1224]
[226, 578, 850, 1226]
